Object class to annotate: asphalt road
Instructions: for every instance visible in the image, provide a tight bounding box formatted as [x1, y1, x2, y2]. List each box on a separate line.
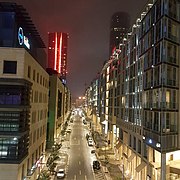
[65, 112, 96, 180]
[53, 109, 106, 180]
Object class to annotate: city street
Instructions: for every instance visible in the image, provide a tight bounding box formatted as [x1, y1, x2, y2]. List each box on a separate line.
[57, 110, 106, 180]
[1, 1, 179, 180]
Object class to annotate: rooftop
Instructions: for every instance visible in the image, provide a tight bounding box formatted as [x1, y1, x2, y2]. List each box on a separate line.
[0, 2, 45, 48]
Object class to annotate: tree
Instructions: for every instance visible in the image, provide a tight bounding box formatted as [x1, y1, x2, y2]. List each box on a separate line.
[37, 170, 51, 180]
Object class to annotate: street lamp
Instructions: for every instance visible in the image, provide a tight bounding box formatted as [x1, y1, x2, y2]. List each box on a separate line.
[120, 156, 125, 180]
[105, 142, 108, 173]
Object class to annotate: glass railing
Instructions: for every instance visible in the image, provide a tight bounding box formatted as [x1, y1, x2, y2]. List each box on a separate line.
[153, 79, 177, 87]
[144, 129, 178, 150]
[144, 102, 177, 109]
[159, 102, 177, 109]
[144, 82, 152, 89]
[168, 34, 179, 43]
[166, 79, 177, 86]
[167, 56, 177, 64]
[161, 125, 177, 133]
[144, 123, 177, 133]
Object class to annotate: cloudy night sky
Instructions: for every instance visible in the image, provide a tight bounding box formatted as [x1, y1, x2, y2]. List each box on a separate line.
[3, 0, 147, 99]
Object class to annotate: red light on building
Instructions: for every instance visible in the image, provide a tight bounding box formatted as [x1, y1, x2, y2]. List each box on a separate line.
[48, 32, 68, 80]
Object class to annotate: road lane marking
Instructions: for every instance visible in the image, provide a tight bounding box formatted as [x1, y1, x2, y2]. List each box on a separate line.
[79, 170, 81, 175]
[79, 161, 81, 165]
[74, 174, 76, 180]
[85, 175, 87, 180]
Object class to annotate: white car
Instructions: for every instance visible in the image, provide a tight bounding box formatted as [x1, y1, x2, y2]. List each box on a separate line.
[88, 137, 92, 141]
[57, 168, 65, 179]
[88, 139, 93, 146]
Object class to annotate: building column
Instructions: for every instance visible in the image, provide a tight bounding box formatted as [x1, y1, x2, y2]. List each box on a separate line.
[161, 153, 166, 180]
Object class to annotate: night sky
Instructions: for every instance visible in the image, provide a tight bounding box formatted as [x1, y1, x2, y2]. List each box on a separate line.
[4, 0, 147, 99]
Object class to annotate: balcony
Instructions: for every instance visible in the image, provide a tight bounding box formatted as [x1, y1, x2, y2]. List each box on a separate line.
[144, 123, 177, 134]
[162, 79, 177, 87]
[144, 102, 177, 110]
[143, 130, 178, 152]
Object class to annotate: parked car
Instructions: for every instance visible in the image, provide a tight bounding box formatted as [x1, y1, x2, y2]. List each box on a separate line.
[88, 137, 92, 141]
[83, 119, 87, 124]
[66, 129, 72, 133]
[88, 139, 93, 146]
[93, 160, 100, 170]
[91, 149, 95, 153]
[56, 168, 65, 179]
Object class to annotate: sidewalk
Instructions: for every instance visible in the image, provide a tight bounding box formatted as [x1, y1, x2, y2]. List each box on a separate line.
[93, 131, 125, 180]
[39, 132, 70, 180]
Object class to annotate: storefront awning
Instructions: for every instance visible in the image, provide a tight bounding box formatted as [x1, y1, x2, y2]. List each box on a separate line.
[136, 161, 146, 172]
[127, 153, 135, 162]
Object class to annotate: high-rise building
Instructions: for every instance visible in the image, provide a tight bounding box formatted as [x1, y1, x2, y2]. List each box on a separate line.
[0, 2, 49, 179]
[86, 0, 180, 179]
[48, 32, 68, 84]
[109, 12, 130, 56]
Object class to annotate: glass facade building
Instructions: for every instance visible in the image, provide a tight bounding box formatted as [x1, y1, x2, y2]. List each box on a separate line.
[109, 12, 130, 56]
[48, 32, 68, 83]
[0, 2, 49, 180]
[0, 2, 47, 69]
[0, 80, 31, 162]
[86, 0, 180, 179]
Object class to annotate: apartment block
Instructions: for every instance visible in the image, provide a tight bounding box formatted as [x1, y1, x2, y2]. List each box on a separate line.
[86, 0, 180, 179]
[0, 48, 49, 180]
[46, 73, 71, 149]
[0, 3, 49, 180]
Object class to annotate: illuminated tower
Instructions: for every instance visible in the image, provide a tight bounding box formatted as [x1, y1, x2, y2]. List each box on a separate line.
[109, 12, 130, 56]
[48, 32, 68, 83]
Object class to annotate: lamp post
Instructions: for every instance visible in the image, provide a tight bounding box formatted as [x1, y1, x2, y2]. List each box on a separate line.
[121, 156, 125, 180]
[103, 140, 108, 173]
[123, 160, 124, 180]
[105, 143, 107, 173]
[118, 156, 125, 180]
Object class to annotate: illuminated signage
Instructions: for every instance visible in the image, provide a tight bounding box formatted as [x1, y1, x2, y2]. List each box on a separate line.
[18, 27, 30, 49]
[24, 36, 30, 49]
[18, 27, 23, 45]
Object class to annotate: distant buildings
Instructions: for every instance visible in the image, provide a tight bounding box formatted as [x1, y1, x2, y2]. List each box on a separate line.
[46, 74, 71, 149]
[109, 12, 130, 57]
[47, 32, 71, 149]
[75, 96, 86, 108]
[86, 0, 180, 180]
[48, 32, 68, 84]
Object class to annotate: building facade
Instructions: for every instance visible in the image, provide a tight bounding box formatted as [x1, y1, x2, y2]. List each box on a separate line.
[109, 12, 130, 57]
[0, 3, 49, 180]
[48, 32, 68, 83]
[46, 73, 71, 149]
[86, 0, 180, 179]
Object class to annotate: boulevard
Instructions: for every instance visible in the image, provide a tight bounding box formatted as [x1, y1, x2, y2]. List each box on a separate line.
[53, 109, 106, 180]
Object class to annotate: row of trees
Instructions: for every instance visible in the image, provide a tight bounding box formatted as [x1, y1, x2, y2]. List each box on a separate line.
[37, 112, 72, 179]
